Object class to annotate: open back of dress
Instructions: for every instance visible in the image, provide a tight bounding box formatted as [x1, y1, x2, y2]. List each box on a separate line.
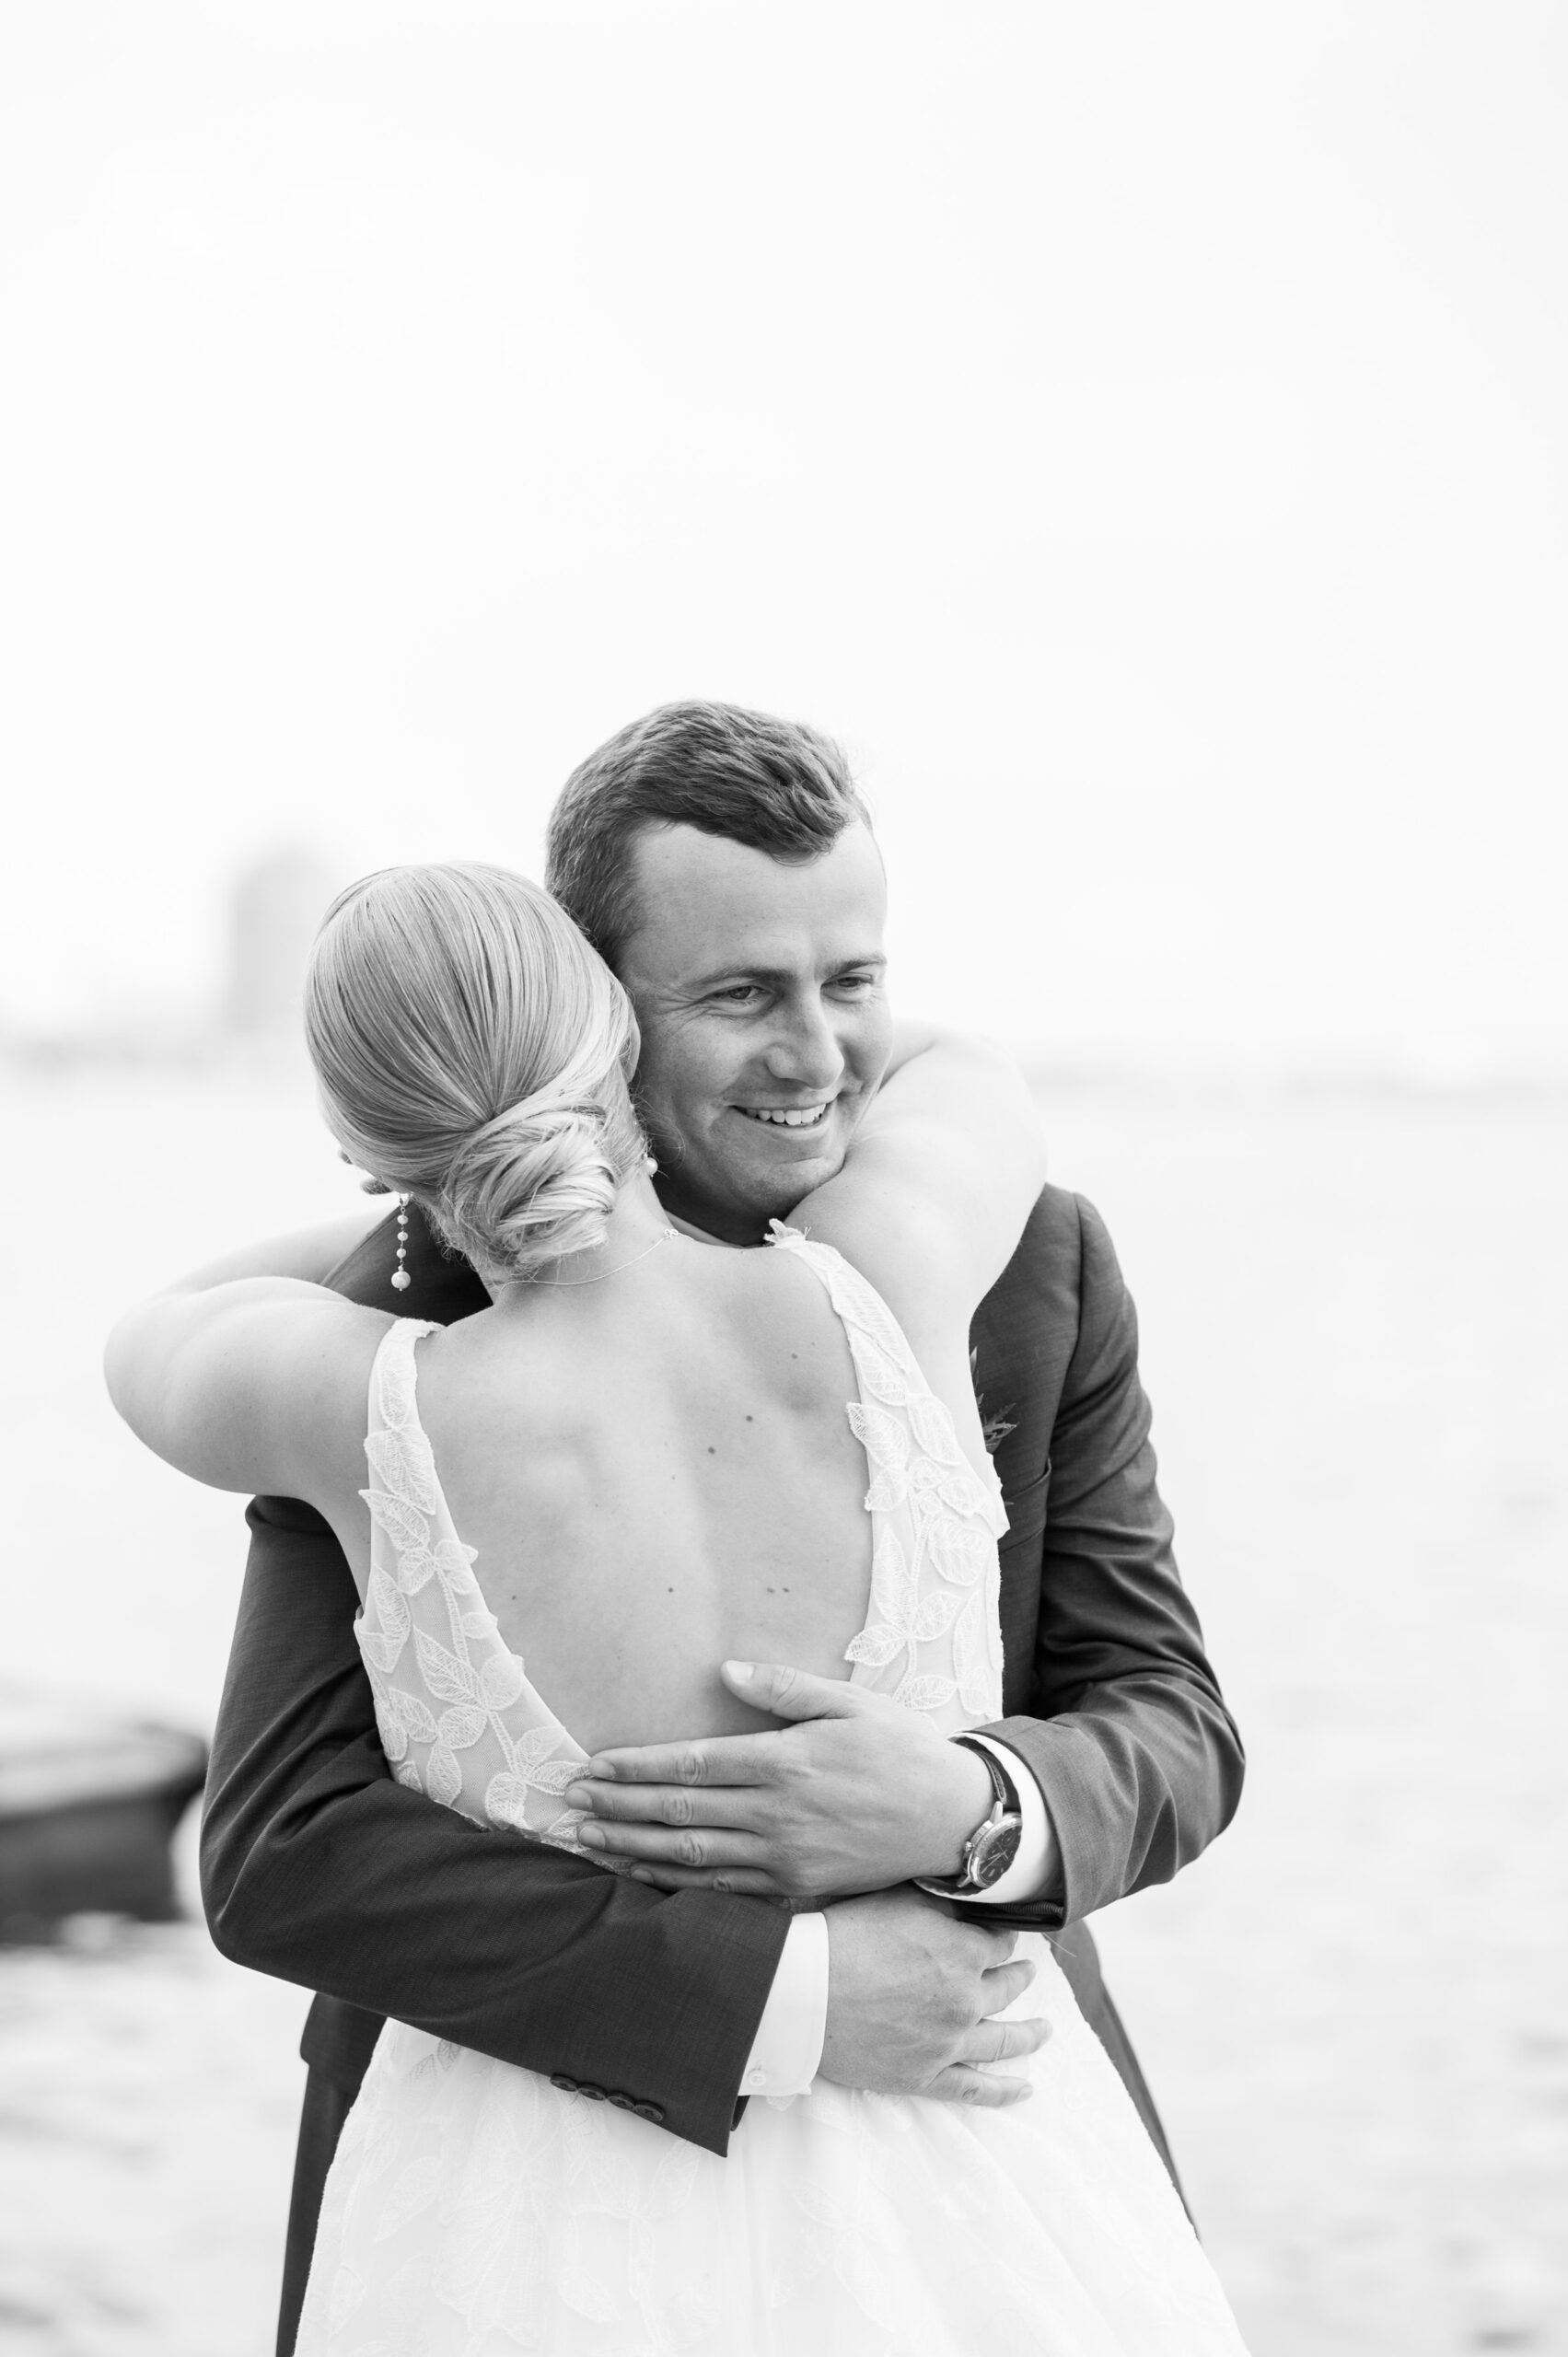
[354, 1225, 1011, 1853]
[296, 1230, 1249, 2357]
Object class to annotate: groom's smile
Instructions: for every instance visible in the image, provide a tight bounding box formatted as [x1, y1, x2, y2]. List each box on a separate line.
[615, 819, 892, 1246]
[738, 1102, 832, 1127]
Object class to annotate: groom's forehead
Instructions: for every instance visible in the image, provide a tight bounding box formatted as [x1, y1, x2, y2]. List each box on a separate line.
[618, 819, 887, 979]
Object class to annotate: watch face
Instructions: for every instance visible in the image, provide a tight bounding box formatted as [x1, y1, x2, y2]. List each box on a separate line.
[970, 1817, 1023, 1889]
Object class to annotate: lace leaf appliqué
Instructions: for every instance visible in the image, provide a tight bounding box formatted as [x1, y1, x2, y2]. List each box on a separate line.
[766, 1226, 1009, 1727]
[355, 1321, 592, 1858]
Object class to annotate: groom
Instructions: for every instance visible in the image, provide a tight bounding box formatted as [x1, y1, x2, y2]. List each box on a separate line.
[201, 702, 1244, 2355]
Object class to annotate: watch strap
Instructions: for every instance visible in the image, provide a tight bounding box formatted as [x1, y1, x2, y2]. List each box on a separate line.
[913, 1736, 1024, 1898]
[953, 1735, 1018, 1815]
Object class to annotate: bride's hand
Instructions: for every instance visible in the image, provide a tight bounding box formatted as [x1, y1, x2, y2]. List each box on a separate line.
[562, 1664, 999, 1898]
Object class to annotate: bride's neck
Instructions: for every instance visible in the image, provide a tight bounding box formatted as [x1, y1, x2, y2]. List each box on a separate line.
[493, 1171, 676, 1296]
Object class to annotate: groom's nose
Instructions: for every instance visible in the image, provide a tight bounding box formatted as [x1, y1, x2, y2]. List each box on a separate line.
[764, 993, 846, 1091]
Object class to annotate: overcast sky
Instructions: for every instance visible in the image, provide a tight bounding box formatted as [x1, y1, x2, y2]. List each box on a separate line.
[3, 2, 1564, 1076]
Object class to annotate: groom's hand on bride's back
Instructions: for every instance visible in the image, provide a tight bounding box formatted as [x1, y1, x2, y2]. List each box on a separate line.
[563, 1662, 1000, 1898]
[817, 1888, 1049, 2108]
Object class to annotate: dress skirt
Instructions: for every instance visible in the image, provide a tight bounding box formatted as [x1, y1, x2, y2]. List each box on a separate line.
[296, 1933, 1249, 2356]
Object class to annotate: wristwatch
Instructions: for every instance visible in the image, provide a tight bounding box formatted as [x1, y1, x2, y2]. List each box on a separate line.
[913, 1738, 1024, 1897]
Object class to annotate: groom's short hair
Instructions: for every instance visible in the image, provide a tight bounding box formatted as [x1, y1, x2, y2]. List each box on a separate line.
[545, 700, 872, 972]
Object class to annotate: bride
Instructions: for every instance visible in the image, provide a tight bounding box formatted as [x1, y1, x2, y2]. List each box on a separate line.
[107, 861, 1248, 2354]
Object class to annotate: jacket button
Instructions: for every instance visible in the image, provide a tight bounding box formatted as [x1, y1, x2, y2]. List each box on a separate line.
[632, 2101, 664, 2123]
[577, 2082, 607, 2100]
[608, 2091, 633, 2110]
[549, 2074, 578, 2094]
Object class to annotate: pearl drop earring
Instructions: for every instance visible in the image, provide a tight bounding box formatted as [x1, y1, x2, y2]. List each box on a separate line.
[390, 1194, 412, 1291]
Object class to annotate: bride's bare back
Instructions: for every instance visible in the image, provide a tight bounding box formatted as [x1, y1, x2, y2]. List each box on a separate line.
[318, 1230, 984, 1756]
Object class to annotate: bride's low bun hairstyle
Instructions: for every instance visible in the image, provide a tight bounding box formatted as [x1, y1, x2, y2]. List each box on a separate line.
[433, 1080, 630, 1278]
[306, 863, 645, 1281]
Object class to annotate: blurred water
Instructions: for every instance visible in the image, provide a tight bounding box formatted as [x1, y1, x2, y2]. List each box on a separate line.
[1049, 1086, 1568, 2357]
[1, 1062, 1564, 2355]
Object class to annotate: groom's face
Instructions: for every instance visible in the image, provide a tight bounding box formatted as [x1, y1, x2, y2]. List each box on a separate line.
[616, 820, 892, 1245]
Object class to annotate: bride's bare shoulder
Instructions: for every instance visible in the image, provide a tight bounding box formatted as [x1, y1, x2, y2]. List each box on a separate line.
[783, 1032, 1047, 1346]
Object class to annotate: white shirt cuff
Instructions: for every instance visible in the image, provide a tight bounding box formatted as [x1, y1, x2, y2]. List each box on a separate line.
[738, 1910, 830, 2097]
[957, 1735, 1059, 1906]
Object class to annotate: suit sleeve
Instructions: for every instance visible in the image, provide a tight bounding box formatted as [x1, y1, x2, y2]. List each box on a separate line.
[976, 1196, 1245, 1928]
[199, 1211, 790, 2159]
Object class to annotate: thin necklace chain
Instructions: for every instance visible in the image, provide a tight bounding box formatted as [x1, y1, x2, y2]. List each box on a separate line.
[527, 1225, 679, 1287]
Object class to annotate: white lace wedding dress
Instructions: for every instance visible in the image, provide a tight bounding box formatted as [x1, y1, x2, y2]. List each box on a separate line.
[296, 1227, 1249, 2355]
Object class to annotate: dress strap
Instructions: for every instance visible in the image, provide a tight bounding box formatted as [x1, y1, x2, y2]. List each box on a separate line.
[765, 1223, 1009, 1724]
[764, 1222, 1008, 1542]
[355, 1314, 601, 1856]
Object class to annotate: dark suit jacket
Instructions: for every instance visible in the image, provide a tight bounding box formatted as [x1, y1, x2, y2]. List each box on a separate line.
[202, 1185, 1242, 2165]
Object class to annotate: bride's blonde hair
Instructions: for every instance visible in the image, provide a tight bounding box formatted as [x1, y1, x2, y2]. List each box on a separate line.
[305, 862, 645, 1281]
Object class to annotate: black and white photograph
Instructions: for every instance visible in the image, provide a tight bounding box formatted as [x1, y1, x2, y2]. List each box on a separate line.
[2, 7, 1564, 2353]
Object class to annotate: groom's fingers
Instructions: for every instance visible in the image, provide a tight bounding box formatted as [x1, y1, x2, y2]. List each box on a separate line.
[615, 1862, 784, 1897]
[978, 1956, 1039, 2014]
[582, 1735, 779, 1789]
[719, 1661, 879, 1720]
[964, 2013, 1052, 2068]
[924, 2062, 1037, 2108]
[565, 1781, 763, 1830]
[925, 2013, 1051, 2107]
[575, 1818, 768, 1871]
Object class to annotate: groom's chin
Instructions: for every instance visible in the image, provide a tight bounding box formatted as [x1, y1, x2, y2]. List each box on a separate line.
[667, 1148, 847, 1243]
[755, 1144, 851, 1224]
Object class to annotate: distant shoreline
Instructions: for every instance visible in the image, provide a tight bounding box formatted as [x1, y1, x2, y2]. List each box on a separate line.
[5, 1035, 1566, 1108]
